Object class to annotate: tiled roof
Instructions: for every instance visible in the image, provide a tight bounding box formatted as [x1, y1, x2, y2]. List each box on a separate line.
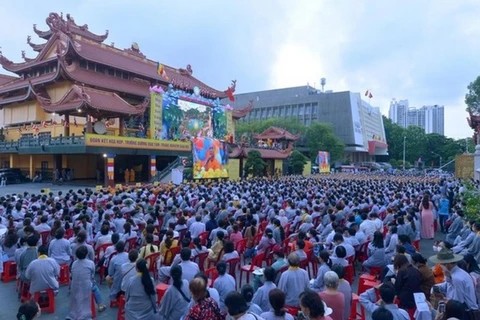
[37, 85, 147, 116]
[0, 74, 18, 86]
[253, 126, 301, 141]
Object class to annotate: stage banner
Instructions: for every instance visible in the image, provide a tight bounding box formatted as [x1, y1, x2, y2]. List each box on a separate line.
[150, 155, 157, 178]
[225, 109, 234, 140]
[192, 137, 229, 179]
[317, 151, 331, 173]
[150, 92, 163, 139]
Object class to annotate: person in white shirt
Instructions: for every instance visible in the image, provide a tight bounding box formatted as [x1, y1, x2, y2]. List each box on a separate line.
[359, 213, 377, 239]
[189, 215, 206, 239]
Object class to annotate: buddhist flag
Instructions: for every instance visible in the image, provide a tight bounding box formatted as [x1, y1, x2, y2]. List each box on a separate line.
[156, 62, 168, 80]
[368, 92, 373, 99]
[365, 90, 369, 96]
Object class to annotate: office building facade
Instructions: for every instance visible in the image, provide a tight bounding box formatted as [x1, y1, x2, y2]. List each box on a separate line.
[228, 86, 388, 163]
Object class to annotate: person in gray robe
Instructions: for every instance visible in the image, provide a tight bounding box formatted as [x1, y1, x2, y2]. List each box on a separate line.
[158, 248, 199, 284]
[124, 258, 157, 320]
[67, 245, 95, 320]
[213, 261, 236, 312]
[278, 253, 310, 307]
[107, 241, 129, 300]
[25, 245, 60, 294]
[446, 212, 464, 244]
[158, 265, 191, 320]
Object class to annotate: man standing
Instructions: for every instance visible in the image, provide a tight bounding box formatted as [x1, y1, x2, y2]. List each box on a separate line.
[25, 245, 60, 294]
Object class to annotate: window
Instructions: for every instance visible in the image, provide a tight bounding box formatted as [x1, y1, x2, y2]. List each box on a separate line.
[96, 64, 105, 73]
[122, 72, 129, 79]
[266, 108, 271, 118]
[273, 107, 278, 117]
[291, 104, 298, 116]
[87, 62, 95, 71]
[305, 103, 311, 115]
[298, 104, 305, 116]
[279, 106, 284, 117]
[312, 102, 318, 114]
[107, 68, 115, 76]
[115, 70, 122, 78]
[79, 60, 87, 69]
[285, 106, 290, 116]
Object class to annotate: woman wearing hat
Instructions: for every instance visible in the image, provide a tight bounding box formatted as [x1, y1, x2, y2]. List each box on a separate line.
[429, 248, 479, 312]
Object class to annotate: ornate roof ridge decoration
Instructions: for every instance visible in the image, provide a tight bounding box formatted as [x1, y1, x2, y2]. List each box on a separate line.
[27, 35, 47, 52]
[34, 12, 108, 43]
[178, 64, 193, 76]
[253, 126, 301, 141]
[124, 42, 146, 59]
[232, 99, 254, 119]
[21, 50, 34, 62]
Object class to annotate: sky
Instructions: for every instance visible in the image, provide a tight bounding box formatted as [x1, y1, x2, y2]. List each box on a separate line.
[0, 0, 479, 139]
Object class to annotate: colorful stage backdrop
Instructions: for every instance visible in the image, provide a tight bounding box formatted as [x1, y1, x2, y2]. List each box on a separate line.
[192, 137, 229, 179]
[317, 151, 331, 173]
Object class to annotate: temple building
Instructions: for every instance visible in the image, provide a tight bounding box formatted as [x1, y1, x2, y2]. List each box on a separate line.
[0, 12, 251, 184]
[228, 126, 300, 179]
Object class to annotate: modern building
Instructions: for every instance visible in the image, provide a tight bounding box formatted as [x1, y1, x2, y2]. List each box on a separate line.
[389, 99, 409, 127]
[389, 99, 444, 135]
[227, 85, 388, 163]
[0, 12, 251, 184]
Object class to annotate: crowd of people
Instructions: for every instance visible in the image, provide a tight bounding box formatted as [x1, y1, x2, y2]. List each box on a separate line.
[0, 173, 478, 320]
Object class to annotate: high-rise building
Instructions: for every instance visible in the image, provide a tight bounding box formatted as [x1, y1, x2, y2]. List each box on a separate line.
[388, 99, 444, 135]
[389, 99, 409, 127]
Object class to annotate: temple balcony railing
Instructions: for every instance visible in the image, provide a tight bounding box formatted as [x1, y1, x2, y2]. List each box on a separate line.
[0, 134, 86, 154]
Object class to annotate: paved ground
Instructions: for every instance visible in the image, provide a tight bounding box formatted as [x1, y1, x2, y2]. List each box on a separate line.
[0, 182, 97, 197]
[0, 183, 439, 319]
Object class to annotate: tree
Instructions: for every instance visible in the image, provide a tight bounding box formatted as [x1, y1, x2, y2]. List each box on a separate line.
[244, 150, 267, 177]
[466, 76, 480, 114]
[289, 150, 308, 175]
[304, 122, 345, 162]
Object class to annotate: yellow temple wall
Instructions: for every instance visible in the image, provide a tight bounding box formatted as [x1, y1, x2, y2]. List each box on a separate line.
[455, 154, 474, 179]
[66, 154, 97, 179]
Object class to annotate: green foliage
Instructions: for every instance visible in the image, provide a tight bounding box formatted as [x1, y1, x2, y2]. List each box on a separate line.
[463, 182, 480, 220]
[466, 76, 480, 113]
[289, 150, 308, 175]
[305, 122, 345, 162]
[213, 111, 227, 139]
[244, 150, 267, 177]
[383, 115, 470, 167]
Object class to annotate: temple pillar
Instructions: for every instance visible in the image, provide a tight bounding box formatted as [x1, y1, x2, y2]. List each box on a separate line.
[119, 118, 125, 136]
[149, 155, 157, 181]
[29, 155, 34, 180]
[104, 154, 115, 187]
[9, 154, 14, 168]
[64, 114, 70, 136]
[86, 115, 93, 134]
[474, 145, 480, 181]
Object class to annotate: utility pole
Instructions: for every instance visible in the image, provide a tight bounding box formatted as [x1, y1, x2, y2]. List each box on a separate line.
[403, 136, 406, 170]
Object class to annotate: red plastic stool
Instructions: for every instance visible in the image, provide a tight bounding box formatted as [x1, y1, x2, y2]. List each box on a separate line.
[34, 289, 55, 314]
[155, 283, 169, 305]
[285, 306, 300, 317]
[413, 240, 420, 251]
[91, 293, 97, 319]
[117, 294, 126, 320]
[20, 282, 31, 302]
[369, 266, 383, 278]
[349, 293, 363, 320]
[1, 261, 17, 282]
[358, 279, 380, 295]
[58, 264, 70, 286]
[359, 273, 376, 282]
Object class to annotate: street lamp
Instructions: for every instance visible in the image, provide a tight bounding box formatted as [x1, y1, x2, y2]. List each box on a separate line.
[431, 151, 442, 168]
[403, 136, 406, 170]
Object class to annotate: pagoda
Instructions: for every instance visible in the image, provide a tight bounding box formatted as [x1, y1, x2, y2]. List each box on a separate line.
[0, 12, 252, 184]
[229, 126, 298, 179]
